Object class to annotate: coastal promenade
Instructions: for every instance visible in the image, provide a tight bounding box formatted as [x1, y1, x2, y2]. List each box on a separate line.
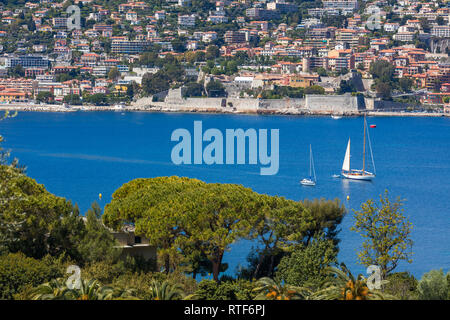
[0, 102, 447, 117]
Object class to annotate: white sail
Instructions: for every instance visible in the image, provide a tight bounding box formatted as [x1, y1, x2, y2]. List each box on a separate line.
[309, 145, 316, 182]
[342, 139, 350, 171]
[301, 145, 317, 186]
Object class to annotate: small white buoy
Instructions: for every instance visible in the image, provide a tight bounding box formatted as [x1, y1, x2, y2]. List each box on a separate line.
[346, 195, 350, 201]
[99, 193, 102, 200]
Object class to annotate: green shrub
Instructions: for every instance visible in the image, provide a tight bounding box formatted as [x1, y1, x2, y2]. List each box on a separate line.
[384, 272, 418, 300]
[275, 236, 337, 290]
[0, 164, 84, 261]
[112, 272, 158, 299]
[447, 273, 450, 300]
[417, 269, 449, 300]
[0, 252, 62, 299]
[195, 279, 255, 300]
[123, 255, 157, 274]
[110, 271, 196, 300]
[82, 260, 128, 285]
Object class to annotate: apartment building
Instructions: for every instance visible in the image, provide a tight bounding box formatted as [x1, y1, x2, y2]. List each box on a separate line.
[93, 24, 113, 33]
[111, 39, 151, 54]
[0, 78, 35, 93]
[322, 0, 359, 15]
[225, 30, 247, 44]
[6, 55, 50, 69]
[308, 27, 335, 39]
[335, 29, 360, 47]
[125, 11, 138, 23]
[80, 53, 100, 66]
[0, 88, 27, 102]
[431, 25, 450, 38]
[52, 17, 68, 29]
[155, 10, 166, 20]
[328, 49, 355, 72]
[178, 14, 196, 27]
[288, 73, 320, 87]
[246, 8, 281, 20]
[266, 0, 298, 13]
[302, 56, 329, 71]
[393, 32, 415, 42]
[384, 22, 400, 33]
[202, 31, 218, 43]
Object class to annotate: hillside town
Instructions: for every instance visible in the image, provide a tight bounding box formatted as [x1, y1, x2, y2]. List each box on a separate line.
[1, 0, 450, 113]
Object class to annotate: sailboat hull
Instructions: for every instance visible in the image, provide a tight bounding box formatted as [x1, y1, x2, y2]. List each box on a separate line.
[342, 170, 375, 181]
[300, 178, 316, 186]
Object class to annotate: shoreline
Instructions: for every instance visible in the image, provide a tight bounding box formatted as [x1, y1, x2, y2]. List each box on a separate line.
[0, 103, 447, 117]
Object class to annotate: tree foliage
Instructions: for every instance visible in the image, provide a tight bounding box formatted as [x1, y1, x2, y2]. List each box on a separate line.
[76, 202, 122, 265]
[194, 279, 254, 300]
[351, 190, 413, 279]
[206, 80, 226, 97]
[0, 164, 85, 260]
[183, 82, 205, 98]
[0, 252, 62, 300]
[103, 177, 263, 281]
[417, 269, 449, 300]
[0, 111, 19, 167]
[253, 277, 310, 300]
[313, 263, 390, 300]
[275, 235, 337, 289]
[384, 272, 418, 300]
[370, 60, 395, 84]
[103, 177, 346, 282]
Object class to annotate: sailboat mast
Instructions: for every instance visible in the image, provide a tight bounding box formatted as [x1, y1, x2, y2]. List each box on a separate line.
[309, 144, 312, 178]
[312, 146, 316, 181]
[362, 115, 366, 173]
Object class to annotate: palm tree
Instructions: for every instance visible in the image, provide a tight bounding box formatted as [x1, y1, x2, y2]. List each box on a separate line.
[32, 278, 139, 300]
[31, 278, 71, 300]
[148, 279, 185, 300]
[67, 279, 113, 300]
[253, 277, 311, 300]
[104, 286, 140, 300]
[313, 263, 391, 300]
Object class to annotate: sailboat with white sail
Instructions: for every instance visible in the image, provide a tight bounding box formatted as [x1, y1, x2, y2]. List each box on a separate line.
[300, 144, 317, 186]
[341, 115, 376, 181]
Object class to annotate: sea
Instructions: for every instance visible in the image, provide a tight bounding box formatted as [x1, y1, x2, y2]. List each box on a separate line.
[1, 111, 449, 278]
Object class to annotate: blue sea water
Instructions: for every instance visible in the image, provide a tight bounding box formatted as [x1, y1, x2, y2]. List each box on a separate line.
[1, 111, 449, 278]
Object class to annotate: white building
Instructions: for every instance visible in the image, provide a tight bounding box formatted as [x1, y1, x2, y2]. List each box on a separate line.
[202, 31, 218, 43]
[208, 15, 228, 23]
[384, 23, 399, 33]
[431, 25, 450, 38]
[178, 14, 196, 27]
[178, 0, 191, 6]
[155, 11, 166, 20]
[186, 41, 198, 50]
[393, 32, 415, 42]
[52, 17, 68, 29]
[322, 0, 359, 15]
